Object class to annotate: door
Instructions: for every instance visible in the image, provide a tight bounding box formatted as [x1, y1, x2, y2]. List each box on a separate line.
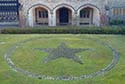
[59, 7, 69, 25]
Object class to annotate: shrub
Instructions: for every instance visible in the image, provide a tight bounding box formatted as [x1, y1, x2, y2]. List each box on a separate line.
[0, 26, 125, 34]
[110, 20, 125, 25]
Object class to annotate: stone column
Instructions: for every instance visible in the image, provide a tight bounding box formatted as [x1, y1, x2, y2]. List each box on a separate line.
[28, 9, 34, 27]
[48, 12, 52, 26]
[76, 12, 80, 26]
[93, 9, 101, 26]
[49, 11, 55, 26]
[71, 13, 76, 25]
[71, 11, 77, 26]
[51, 11, 56, 26]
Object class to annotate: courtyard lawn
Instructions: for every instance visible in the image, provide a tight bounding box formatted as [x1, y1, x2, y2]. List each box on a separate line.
[0, 34, 125, 84]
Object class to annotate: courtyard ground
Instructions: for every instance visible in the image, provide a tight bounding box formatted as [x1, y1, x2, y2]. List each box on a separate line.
[0, 34, 125, 84]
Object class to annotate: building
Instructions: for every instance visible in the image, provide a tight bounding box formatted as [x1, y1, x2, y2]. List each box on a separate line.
[0, 0, 125, 27]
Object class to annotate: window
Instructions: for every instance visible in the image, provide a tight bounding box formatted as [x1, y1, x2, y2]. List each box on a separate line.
[123, 9, 125, 15]
[80, 9, 90, 18]
[38, 10, 48, 18]
[112, 8, 125, 16]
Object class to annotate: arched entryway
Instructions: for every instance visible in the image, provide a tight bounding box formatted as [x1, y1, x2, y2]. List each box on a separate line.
[78, 5, 100, 26]
[35, 7, 48, 25]
[80, 7, 93, 25]
[56, 7, 72, 25]
[53, 4, 75, 26]
[28, 5, 51, 27]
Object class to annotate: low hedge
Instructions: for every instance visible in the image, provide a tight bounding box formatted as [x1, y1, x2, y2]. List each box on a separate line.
[0, 26, 125, 34]
[110, 20, 125, 25]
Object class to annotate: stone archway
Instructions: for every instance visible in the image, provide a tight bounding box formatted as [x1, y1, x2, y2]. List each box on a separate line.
[56, 7, 72, 25]
[77, 4, 100, 26]
[35, 7, 48, 25]
[28, 4, 51, 27]
[53, 4, 75, 26]
[79, 7, 93, 25]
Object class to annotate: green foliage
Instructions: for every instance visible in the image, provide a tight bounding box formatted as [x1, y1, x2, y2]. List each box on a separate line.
[110, 20, 125, 25]
[0, 26, 125, 34]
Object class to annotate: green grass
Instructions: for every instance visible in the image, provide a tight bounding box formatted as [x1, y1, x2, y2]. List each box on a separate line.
[0, 34, 125, 84]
